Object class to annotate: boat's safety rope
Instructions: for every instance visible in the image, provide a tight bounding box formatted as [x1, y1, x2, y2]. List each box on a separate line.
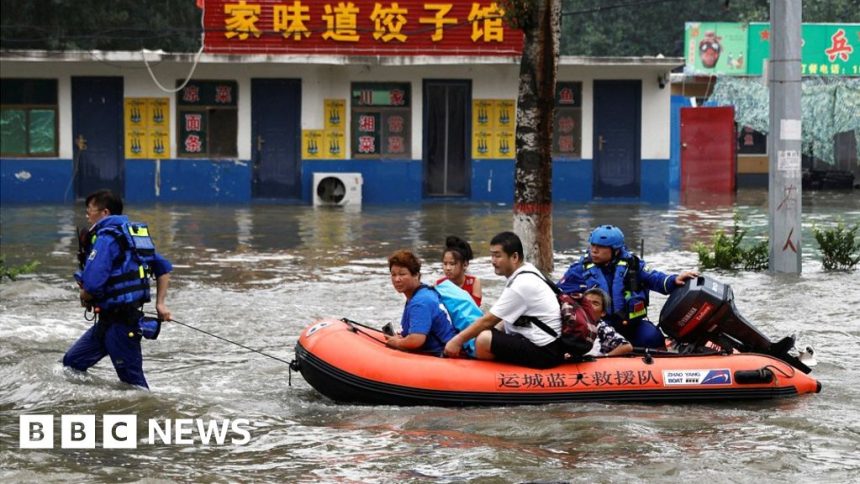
[145, 313, 301, 384]
[763, 363, 796, 378]
[340, 317, 389, 346]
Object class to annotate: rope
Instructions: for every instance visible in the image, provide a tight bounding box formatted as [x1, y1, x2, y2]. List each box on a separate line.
[147, 313, 295, 367]
[340, 318, 389, 346]
[764, 363, 795, 378]
[145, 315, 387, 386]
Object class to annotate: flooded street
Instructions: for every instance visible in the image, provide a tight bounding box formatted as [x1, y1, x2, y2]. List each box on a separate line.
[1, 189, 859, 482]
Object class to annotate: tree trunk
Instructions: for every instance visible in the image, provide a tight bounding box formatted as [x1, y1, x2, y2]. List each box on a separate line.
[513, 0, 560, 274]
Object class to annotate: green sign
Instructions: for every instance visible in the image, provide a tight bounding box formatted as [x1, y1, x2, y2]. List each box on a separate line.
[351, 83, 410, 107]
[684, 22, 749, 75]
[748, 23, 860, 76]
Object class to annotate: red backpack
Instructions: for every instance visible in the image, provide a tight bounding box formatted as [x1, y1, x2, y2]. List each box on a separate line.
[513, 271, 599, 360]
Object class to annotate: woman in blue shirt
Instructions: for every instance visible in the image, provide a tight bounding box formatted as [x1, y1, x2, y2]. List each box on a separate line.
[386, 250, 456, 355]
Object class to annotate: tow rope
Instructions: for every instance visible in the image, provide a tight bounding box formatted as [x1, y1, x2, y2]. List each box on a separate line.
[146, 314, 301, 385]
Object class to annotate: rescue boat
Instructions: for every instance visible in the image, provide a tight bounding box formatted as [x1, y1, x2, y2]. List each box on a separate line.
[294, 318, 821, 406]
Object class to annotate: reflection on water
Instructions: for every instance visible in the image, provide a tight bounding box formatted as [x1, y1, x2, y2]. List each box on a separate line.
[5, 189, 856, 280]
[1, 188, 859, 482]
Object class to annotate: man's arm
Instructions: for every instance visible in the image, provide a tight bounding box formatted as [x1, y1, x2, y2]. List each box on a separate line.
[150, 253, 173, 321]
[606, 342, 633, 356]
[154, 273, 172, 321]
[443, 312, 502, 357]
[386, 297, 433, 352]
[674, 271, 699, 287]
[638, 259, 698, 295]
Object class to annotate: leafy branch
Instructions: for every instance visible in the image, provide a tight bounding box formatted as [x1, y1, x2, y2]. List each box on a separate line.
[0, 255, 40, 281]
[814, 222, 860, 270]
[694, 212, 768, 271]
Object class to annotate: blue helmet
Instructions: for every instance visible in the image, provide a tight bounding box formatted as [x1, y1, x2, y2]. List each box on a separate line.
[589, 225, 625, 249]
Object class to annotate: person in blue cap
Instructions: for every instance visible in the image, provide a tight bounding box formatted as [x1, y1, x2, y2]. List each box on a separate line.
[557, 225, 697, 349]
[63, 189, 172, 389]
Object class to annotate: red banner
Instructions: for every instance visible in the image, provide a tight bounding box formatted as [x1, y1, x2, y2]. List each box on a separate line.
[202, 0, 523, 56]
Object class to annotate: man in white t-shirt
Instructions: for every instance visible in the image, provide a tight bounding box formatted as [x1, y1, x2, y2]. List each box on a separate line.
[443, 231, 564, 369]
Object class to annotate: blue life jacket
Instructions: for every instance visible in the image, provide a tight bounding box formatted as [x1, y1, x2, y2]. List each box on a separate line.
[79, 215, 158, 311]
[432, 280, 483, 357]
[580, 249, 649, 323]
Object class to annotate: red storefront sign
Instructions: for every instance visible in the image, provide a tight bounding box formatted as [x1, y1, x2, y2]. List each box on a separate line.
[202, 0, 523, 55]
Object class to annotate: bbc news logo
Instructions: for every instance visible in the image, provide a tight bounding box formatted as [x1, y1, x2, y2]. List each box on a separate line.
[19, 415, 252, 449]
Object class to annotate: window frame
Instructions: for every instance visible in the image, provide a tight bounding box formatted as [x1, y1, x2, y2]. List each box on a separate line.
[350, 82, 411, 159]
[1, 76, 59, 157]
[552, 81, 583, 159]
[176, 80, 238, 159]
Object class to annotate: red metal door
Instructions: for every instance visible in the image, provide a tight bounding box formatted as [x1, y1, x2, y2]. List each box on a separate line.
[680, 106, 736, 195]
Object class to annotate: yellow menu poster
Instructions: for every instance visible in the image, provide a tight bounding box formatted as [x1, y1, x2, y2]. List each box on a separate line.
[124, 98, 170, 159]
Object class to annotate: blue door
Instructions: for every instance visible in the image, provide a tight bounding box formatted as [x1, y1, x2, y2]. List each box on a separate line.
[252, 79, 301, 199]
[72, 77, 124, 198]
[593, 80, 641, 198]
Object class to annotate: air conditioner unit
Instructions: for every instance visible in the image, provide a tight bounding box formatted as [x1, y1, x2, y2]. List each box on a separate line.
[312, 172, 363, 207]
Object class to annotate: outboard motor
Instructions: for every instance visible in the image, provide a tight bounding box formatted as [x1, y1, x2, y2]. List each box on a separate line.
[659, 276, 812, 373]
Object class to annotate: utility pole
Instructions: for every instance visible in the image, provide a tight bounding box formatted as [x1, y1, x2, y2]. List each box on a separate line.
[768, 0, 803, 274]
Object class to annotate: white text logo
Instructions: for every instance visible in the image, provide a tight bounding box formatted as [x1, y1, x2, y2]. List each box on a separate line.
[19, 415, 252, 449]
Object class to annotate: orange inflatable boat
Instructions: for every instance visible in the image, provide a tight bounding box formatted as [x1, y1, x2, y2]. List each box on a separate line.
[294, 318, 821, 406]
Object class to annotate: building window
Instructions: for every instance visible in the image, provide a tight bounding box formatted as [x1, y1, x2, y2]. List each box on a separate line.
[351, 82, 411, 158]
[553, 82, 582, 158]
[737, 124, 767, 155]
[176, 80, 238, 158]
[1, 79, 58, 157]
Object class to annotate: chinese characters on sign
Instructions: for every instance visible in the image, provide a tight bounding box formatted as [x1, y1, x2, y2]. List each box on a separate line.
[204, 0, 523, 55]
[749, 24, 859, 76]
[351, 82, 411, 158]
[495, 370, 660, 390]
[177, 80, 238, 157]
[124, 98, 170, 159]
[224, 0, 262, 40]
[553, 82, 582, 158]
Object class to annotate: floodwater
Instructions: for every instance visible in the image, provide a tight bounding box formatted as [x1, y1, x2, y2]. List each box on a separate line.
[1, 189, 859, 483]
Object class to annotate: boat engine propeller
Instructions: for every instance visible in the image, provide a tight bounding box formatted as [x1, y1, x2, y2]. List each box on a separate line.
[659, 275, 813, 373]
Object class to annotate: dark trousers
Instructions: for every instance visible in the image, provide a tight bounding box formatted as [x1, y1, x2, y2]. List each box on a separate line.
[614, 319, 666, 349]
[63, 319, 148, 389]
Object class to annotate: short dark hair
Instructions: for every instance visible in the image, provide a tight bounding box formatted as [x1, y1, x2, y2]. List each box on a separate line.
[490, 231, 523, 260]
[442, 235, 474, 263]
[388, 249, 421, 275]
[584, 288, 611, 312]
[85, 190, 123, 215]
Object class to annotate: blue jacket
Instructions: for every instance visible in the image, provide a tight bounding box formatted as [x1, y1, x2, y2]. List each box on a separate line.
[558, 248, 678, 324]
[77, 215, 172, 311]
